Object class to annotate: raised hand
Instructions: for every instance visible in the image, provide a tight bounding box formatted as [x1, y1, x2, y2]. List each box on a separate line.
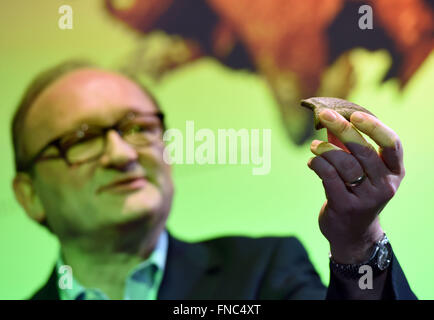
[307, 109, 405, 264]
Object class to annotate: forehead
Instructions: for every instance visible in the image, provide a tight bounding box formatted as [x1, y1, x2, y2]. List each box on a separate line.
[21, 68, 158, 158]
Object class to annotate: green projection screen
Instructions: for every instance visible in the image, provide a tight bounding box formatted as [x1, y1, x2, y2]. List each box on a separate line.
[0, 1, 433, 299]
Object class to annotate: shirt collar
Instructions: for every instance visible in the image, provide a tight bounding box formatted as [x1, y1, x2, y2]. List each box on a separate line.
[56, 229, 168, 300]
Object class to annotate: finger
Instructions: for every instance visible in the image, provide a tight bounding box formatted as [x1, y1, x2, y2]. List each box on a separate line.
[319, 109, 372, 149]
[350, 112, 404, 174]
[310, 139, 342, 155]
[307, 156, 355, 207]
[327, 129, 350, 153]
[310, 140, 372, 197]
[318, 109, 389, 185]
[380, 145, 404, 175]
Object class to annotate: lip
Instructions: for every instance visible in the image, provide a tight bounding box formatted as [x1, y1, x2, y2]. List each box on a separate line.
[97, 176, 147, 194]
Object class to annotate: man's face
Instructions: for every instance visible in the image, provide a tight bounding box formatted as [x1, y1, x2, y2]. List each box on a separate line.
[19, 68, 173, 238]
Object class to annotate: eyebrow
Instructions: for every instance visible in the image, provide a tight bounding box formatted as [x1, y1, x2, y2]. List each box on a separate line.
[72, 109, 160, 128]
[52, 109, 163, 138]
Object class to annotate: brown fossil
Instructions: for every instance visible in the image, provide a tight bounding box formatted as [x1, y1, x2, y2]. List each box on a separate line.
[300, 97, 376, 130]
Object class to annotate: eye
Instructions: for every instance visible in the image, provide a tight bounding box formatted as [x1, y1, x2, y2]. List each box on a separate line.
[124, 124, 147, 135]
[42, 146, 60, 157]
[59, 128, 102, 149]
[124, 122, 161, 136]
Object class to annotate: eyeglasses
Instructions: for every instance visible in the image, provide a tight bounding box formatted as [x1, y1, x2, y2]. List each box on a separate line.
[19, 111, 165, 172]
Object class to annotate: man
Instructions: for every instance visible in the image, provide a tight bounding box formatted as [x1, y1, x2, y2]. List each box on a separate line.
[12, 61, 416, 300]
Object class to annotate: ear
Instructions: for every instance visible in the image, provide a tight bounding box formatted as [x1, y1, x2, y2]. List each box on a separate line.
[12, 173, 46, 222]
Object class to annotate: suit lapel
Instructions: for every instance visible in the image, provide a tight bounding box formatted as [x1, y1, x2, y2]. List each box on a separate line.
[31, 232, 223, 300]
[157, 232, 223, 299]
[31, 268, 60, 300]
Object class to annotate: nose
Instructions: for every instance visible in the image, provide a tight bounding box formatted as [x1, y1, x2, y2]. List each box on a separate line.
[100, 130, 138, 171]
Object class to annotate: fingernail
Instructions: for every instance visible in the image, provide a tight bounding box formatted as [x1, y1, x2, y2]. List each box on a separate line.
[352, 112, 364, 123]
[320, 110, 336, 122]
[307, 157, 314, 168]
[311, 140, 321, 148]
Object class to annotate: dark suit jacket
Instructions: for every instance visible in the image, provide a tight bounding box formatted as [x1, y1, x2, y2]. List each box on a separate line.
[31, 232, 416, 299]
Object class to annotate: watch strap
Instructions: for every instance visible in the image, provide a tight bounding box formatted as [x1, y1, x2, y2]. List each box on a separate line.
[329, 234, 392, 280]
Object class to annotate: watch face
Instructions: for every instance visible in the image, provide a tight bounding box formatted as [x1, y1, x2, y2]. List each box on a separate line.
[377, 246, 391, 270]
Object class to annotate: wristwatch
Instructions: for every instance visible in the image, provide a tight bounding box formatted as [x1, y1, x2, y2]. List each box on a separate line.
[329, 233, 392, 279]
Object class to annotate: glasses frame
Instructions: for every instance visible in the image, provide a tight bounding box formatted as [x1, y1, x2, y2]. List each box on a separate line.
[18, 111, 165, 172]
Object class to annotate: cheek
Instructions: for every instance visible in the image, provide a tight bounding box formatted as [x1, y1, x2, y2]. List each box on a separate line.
[34, 163, 95, 198]
[137, 146, 173, 205]
[139, 145, 171, 183]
